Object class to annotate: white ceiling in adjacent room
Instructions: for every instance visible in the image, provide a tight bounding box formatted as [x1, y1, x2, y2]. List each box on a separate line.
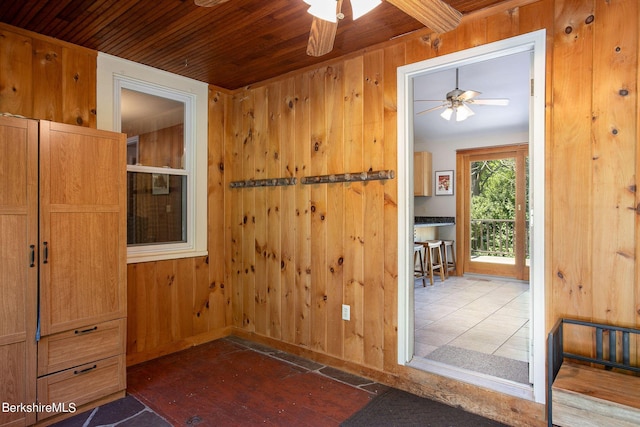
[412, 51, 531, 143]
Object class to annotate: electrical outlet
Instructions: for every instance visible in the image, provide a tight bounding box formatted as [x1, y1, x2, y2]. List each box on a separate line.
[341, 304, 350, 321]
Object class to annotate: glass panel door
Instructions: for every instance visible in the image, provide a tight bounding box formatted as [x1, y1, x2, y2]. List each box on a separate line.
[461, 145, 528, 280]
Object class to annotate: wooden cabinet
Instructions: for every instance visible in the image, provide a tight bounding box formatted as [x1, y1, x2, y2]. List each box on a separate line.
[414, 151, 433, 196]
[0, 116, 38, 427]
[0, 117, 127, 426]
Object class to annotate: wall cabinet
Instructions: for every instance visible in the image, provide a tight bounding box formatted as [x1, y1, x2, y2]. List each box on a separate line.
[0, 116, 126, 426]
[414, 151, 433, 196]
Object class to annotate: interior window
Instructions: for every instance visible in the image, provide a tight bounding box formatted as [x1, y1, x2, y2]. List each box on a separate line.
[116, 80, 194, 254]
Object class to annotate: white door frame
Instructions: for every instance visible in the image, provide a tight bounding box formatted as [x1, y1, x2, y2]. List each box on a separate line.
[396, 30, 547, 403]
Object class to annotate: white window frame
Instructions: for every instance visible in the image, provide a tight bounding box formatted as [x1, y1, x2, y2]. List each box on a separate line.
[97, 53, 208, 263]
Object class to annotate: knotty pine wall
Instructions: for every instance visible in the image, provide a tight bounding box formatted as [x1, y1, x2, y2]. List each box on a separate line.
[224, 0, 638, 424]
[1, 0, 639, 424]
[0, 24, 96, 127]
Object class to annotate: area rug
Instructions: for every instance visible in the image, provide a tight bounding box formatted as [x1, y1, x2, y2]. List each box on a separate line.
[426, 345, 529, 384]
[341, 388, 509, 427]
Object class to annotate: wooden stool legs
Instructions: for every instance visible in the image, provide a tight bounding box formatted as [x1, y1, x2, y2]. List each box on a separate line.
[441, 240, 456, 278]
[418, 240, 444, 286]
[413, 244, 426, 287]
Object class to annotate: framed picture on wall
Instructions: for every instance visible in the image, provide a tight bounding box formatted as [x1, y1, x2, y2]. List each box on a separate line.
[435, 170, 454, 196]
[152, 173, 170, 195]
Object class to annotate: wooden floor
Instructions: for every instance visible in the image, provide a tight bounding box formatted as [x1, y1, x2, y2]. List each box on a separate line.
[125, 337, 382, 426]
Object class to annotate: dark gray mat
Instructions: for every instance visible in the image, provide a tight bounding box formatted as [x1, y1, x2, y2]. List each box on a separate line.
[341, 388, 509, 427]
[426, 345, 529, 384]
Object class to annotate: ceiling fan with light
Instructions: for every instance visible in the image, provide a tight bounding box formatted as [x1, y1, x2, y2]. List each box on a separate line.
[305, 0, 462, 56]
[415, 68, 510, 122]
[194, 0, 462, 57]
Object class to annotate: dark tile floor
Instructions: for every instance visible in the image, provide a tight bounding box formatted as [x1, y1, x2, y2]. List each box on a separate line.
[53, 336, 386, 426]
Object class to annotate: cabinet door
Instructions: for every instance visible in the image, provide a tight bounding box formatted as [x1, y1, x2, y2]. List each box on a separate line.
[0, 117, 37, 427]
[414, 151, 432, 196]
[39, 121, 126, 335]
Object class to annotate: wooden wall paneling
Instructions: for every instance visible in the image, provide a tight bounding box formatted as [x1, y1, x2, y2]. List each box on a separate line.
[253, 85, 268, 336]
[229, 92, 245, 329]
[591, 0, 638, 360]
[404, 31, 434, 65]
[155, 260, 175, 347]
[403, 26, 460, 66]
[32, 39, 63, 123]
[456, 16, 487, 50]
[126, 265, 137, 356]
[277, 76, 297, 341]
[382, 42, 404, 372]
[325, 63, 346, 357]
[362, 50, 385, 369]
[486, 6, 520, 43]
[242, 89, 256, 332]
[551, 0, 595, 354]
[266, 81, 282, 339]
[343, 56, 365, 364]
[637, 0, 640, 360]
[175, 258, 195, 341]
[193, 256, 211, 333]
[309, 67, 328, 351]
[208, 88, 229, 330]
[291, 72, 311, 345]
[363, 50, 384, 369]
[0, 28, 33, 116]
[128, 262, 157, 356]
[61, 46, 96, 127]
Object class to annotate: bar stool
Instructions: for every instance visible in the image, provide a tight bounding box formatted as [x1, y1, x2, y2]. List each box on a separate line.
[441, 240, 456, 278]
[413, 244, 427, 287]
[419, 240, 444, 285]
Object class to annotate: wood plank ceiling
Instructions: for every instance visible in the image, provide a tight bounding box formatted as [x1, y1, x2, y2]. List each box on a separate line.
[0, 0, 509, 90]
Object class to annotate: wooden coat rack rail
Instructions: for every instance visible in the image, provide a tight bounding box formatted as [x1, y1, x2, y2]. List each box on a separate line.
[229, 177, 297, 188]
[229, 170, 395, 188]
[301, 170, 395, 185]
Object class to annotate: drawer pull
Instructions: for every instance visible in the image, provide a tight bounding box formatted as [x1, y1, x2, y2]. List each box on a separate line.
[75, 326, 98, 335]
[43, 241, 49, 264]
[74, 364, 97, 375]
[30, 245, 36, 267]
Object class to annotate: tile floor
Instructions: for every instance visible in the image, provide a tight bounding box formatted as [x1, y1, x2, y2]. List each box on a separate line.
[414, 275, 530, 363]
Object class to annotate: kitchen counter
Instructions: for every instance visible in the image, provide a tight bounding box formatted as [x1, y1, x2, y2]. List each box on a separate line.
[414, 216, 455, 226]
[414, 217, 455, 241]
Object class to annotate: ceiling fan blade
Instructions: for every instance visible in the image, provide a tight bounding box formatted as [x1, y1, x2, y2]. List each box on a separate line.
[386, 0, 462, 33]
[468, 98, 510, 106]
[416, 104, 447, 115]
[194, 0, 231, 6]
[457, 90, 481, 101]
[307, 17, 338, 57]
[306, 0, 343, 57]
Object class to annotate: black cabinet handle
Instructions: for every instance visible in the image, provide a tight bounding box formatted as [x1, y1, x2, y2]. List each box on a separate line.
[42, 241, 48, 264]
[30, 245, 35, 267]
[74, 326, 98, 335]
[74, 364, 97, 375]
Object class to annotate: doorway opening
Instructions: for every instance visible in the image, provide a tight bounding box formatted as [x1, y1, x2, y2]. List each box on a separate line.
[397, 30, 546, 403]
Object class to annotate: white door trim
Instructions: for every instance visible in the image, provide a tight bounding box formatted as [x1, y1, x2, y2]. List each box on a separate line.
[396, 29, 547, 403]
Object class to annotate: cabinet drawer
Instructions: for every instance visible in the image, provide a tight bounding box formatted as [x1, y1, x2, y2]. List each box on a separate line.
[38, 318, 125, 376]
[37, 354, 125, 421]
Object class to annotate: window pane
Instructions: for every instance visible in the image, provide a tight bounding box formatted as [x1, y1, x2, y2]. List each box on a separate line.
[127, 172, 186, 245]
[121, 88, 185, 169]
